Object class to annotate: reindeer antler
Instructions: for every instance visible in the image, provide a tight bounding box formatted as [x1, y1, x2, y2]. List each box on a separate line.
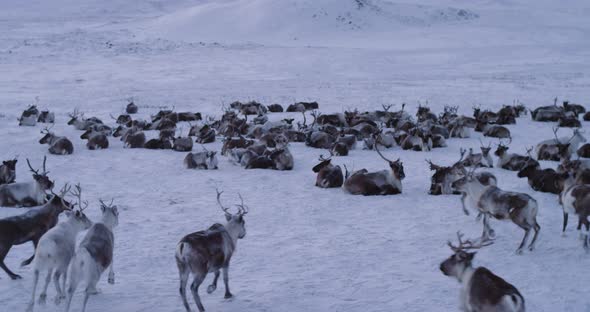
[26, 158, 39, 175]
[425, 159, 439, 171]
[382, 104, 392, 112]
[447, 231, 493, 252]
[99, 198, 115, 209]
[236, 193, 248, 216]
[525, 146, 534, 157]
[552, 126, 561, 143]
[374, 139, 393, 163]
[319, 154, 331, 162]
[458, 148, 467, 162]
[216, 188, 230, 215]
[70, 183, 89, 211]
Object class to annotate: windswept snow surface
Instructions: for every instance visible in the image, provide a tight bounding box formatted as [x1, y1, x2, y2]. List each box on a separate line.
[0, 0, 590, 311]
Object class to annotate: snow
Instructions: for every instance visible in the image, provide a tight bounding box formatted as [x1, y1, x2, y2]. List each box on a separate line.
[0, 0, 589, 311]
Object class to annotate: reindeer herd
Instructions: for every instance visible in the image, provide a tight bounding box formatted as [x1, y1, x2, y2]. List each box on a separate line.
[1, 98, 589, 311]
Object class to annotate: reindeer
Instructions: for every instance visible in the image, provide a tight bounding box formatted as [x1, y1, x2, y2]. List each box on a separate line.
[562, 101, 585, 115]
[184, 148, 219, 170]
[558, 116, 581, 128]
[331, 142, 349, 156]
[144, 138, 173, 150]
[119, 126, 146, 148]
[67, 109, 100, 131]
[452, 169, 540, 253]
[536, 127, 586, 161]
[428, 151, 496, 196]
[80, 129, 109, 150]
[0, 185, 72, 280]
[267, 103, 284, 112]
[517, 164, 569, 194]
[221, 136, 254, 156]
[65, 199, 119, 312]
[495, 144, 538, 171]
[477, 122, 511, 141]
[0, 157, 53, 207]
[269, 147, 294, 171]
[312, 155, 344, 188]
[440, 232, 525, 312]
[560, 177, 590, 250]
[175, 189, 248, 312]
[343, 145, 405, 195]
[531, 100, 564, 122]
[126, 101, 138, 114]
[37, 111, 55, 124]
[39, 127, 74, 155]
[27, 184, 92, 312]
[178, 112, 202, 122]
[196, 124, 216, 144]
[460, 141, 493, 168]
[173, 136, 194, 152]
[577, 143, 590, 158]
[0, 157, 17, 185]
[19, 105, 40, 126]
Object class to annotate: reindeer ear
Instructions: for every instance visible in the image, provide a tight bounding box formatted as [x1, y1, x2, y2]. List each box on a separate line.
[101, 205, 106, 213]
[112, 206, 119, 216]
[65, 211, 73, 217]
[225, 213, 232, 221]
[75, 210, 81, 217]
[466, 252, 476, 261]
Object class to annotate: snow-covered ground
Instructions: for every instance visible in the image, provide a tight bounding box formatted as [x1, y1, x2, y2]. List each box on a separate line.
[0, 0, 589, 311]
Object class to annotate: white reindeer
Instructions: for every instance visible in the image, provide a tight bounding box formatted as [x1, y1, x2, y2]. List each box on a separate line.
[65, 199, 119, 312]
[27, 184, 91, 312]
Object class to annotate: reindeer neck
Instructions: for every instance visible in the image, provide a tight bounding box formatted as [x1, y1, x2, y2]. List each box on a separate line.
[100, 215, 117, 230]
[458, 265, 475, 284]
[466, 179, 487, 197]
[224, 222, 242, 245]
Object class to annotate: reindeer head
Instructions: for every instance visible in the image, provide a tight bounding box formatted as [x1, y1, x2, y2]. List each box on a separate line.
[440, 232, 493, 278]
[99, 199, 119, 228]
[65, 183, 93, 230]
[312, 154, 332, 173]
[39, 126, 55, 144]
[494, 143, 509, 157]
[47, 183, 74, 211]
[216, 189, 247, 239]
[67, 109, 82, 125]
[374, 142, 405, 180]
[479, 139, 492, 156]
[27, 156, 53, 191]
[2, 158, 17, 170]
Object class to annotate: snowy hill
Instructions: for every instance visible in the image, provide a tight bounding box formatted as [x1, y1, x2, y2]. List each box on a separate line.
[143, 0, 479, 45]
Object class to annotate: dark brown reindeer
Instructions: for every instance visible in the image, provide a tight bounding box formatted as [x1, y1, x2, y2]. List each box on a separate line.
[495, 144, 539, 171]
[517, 163, 568, 194]
[39, 127, 74, 155]
[343, 145, 405, 195]
[0, 184, 72, 280]
[126, 101, 138, 114]
[427, 151, 496, 196]
[175, 189, 248, 312]
[440, 232, 525, 312]
[0, 157, 17, 185]
[80, 128, 109, 150]
[312, 155, 344, 188]
[0, 157, 53, 207]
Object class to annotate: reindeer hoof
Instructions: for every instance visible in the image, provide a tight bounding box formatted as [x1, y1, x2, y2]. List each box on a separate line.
[515, 248, 524, 255]
[224, 293, 233, 299]
[528, 245, 535, 252]
[38, 294, 47, 305]
[207, 285, 216, 294]
[54, 295, 64, 305]
[10, 274, 22, 280]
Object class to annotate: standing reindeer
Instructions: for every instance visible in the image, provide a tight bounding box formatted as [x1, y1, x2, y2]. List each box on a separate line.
[39, 127, 74, 155]
[0, 185, 72, 280]
[0, 157, 53, 207]
[0, 157, 17, 185]
[27, 184, 92, 312]
[175, 189, 248, 312]
[452, 169, 540, 253]
[440, 232, 525, 312]
[559, 177, 590, 250]
[65, 199, 119, 312]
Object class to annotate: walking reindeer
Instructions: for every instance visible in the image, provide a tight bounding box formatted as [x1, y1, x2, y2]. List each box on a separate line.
[27, 184, 92, 312]
[0, 185, 71, 280]
[65, 199, 119, 312]
[175, 189, 248, 312]
[560, 176, 590, 250]
[452, 168, 540, 253]
[440, 232, 525, 312]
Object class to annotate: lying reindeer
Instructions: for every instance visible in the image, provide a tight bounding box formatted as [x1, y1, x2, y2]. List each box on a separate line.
[0, 157, 53, 207]
[460, 141, 493, 168]
[517, 163, 568, 194]
[495, 144, 538, 171]
[126, 101, 138, 114]
[343, 144, 405, 195]
[0, 157, 17, 185]
[65, 199, 119, 312]
[312, 155, 344, 188]
[184, 148, 219, 170]
[39, 127, 74, 155]
[19, 105, 39, 126]
[0, 185, 71, 280]
[27, 184, 92, 311]
[80, 128, 109, 150]
[67, 109, 102, 131]
[440, 232, 525, 312]
[176, 189, 248, 312]
[427, 154, 496, 196]
[536, 127, 586, 161]
[452, 168, 540, 253]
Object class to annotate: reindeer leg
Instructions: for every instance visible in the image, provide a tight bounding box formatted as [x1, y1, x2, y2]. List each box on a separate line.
[0, 244, 21, 280]
[583, 220, 590, 251]
[207, 270, 220, 294]
[21, 238, 39, 267]
[53, 270, 64, 305]
[176, 261, 191, 312]
[528, 222, 541, 251]
[38, 269, 52, 305]
[460, 193, 469, 215]
[222, 266, 233, 299]
[26, 269, 40, 312]
[562, 212, 569, 235]
[516, 228, 531, 255]
[190, 273, 206, 312]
